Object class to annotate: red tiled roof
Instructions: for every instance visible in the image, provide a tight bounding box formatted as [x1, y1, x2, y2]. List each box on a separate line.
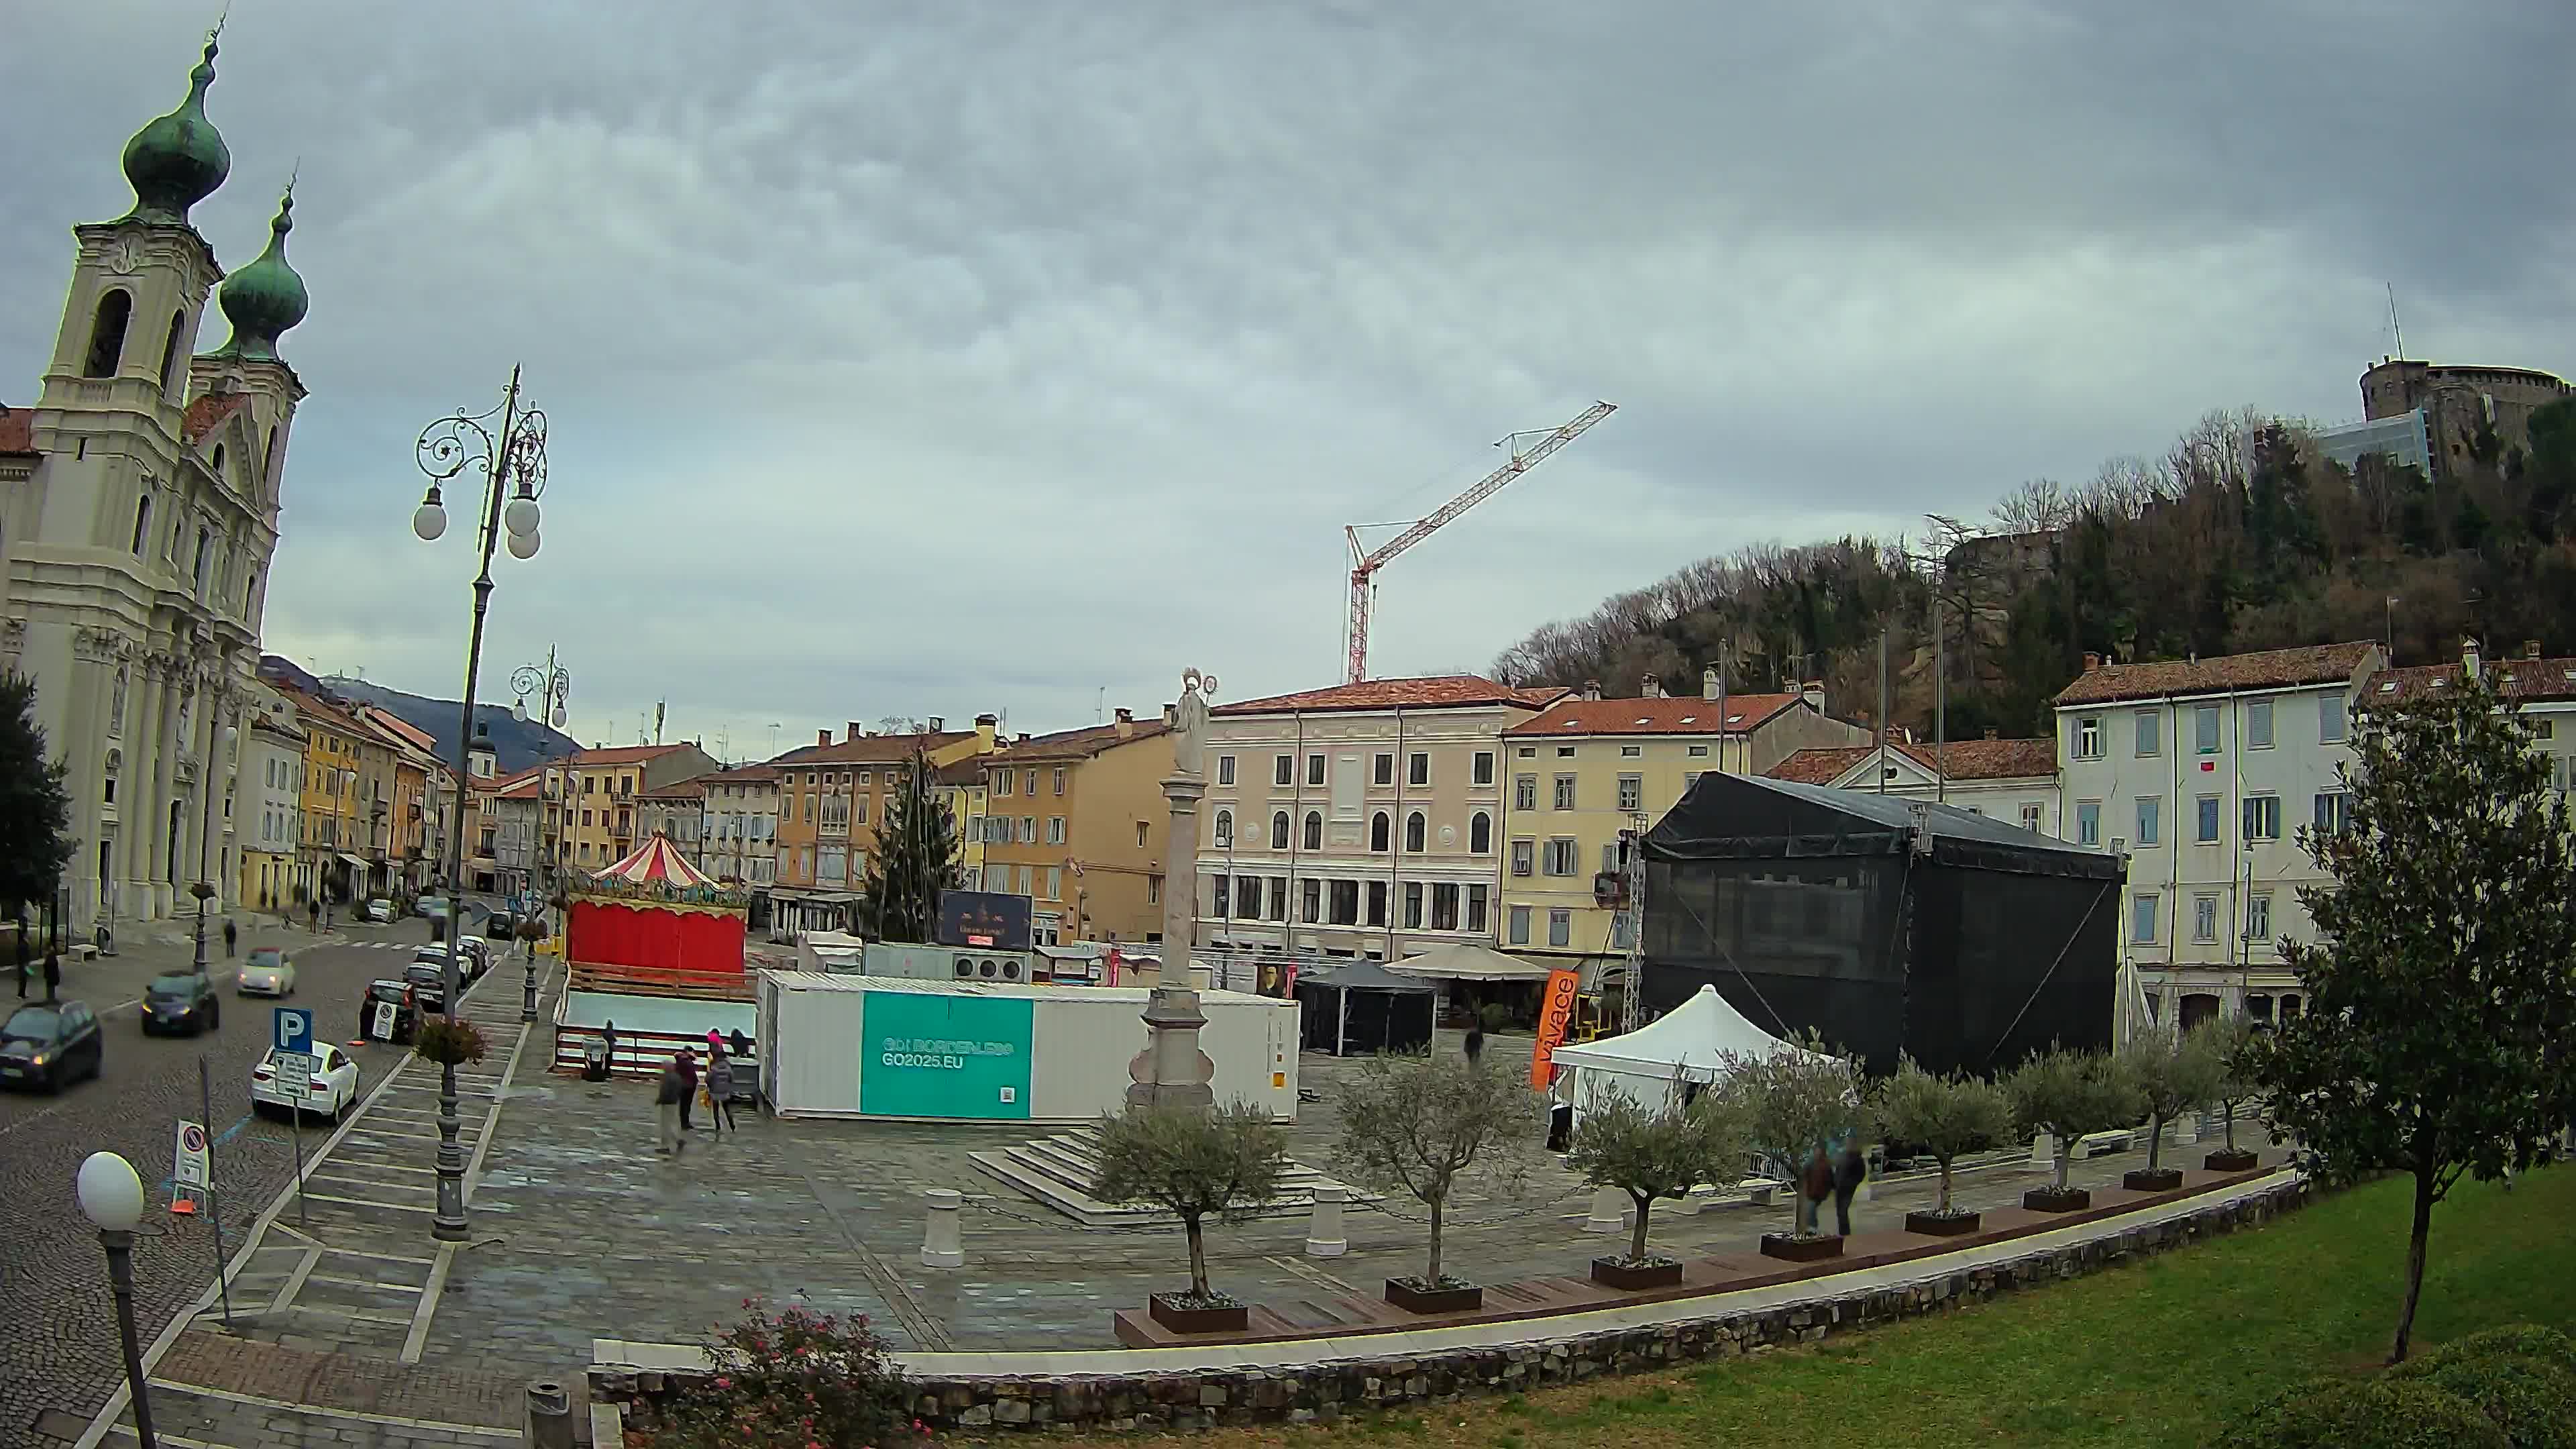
[0, 405, 34, 456]
[473, 764, 545, 796]
[1504, 693, 1803, 737]
[991, 720, 1171, 763]
[1766, 736, 2058, 786]
[358, 707, 440, 757]
[2371, 655, 2576, 704]
[637, 777, 708, 799]
[932, 759, 986, 786]
[181, 392, 249, 445]
[767, 731, 975, 767]
[571, 743, 688, 766]
[2051, 643, 2379, 706]
[279, 685, 366, 737]
[1214, 676, 1566, 716]
[697, 763, 780, 784]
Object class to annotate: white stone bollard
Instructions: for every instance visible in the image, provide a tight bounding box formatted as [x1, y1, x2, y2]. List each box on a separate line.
[1304, 1185, 1349, 1258]
[2029, 1131, 2055, 1169]
[2175, 1112, 2199, 1146]
[921, 1188, 965, 1269]
[1583, 1185, 1629, 1234]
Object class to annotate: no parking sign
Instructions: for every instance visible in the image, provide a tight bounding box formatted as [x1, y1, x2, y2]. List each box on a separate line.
[173, 1120, 209, 1189]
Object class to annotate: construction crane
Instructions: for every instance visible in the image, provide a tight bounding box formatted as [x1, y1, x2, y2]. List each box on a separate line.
[1342, 400, 1617, 684]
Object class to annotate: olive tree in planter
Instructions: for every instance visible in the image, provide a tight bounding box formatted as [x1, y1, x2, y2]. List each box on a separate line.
[1330, 1049, 1544, 1313]
[1719, 1032, 1872, 1263]
[1564, 1084, 1753, 1289]
[2198, 1016, 2263, 1171]
[1878, 1056, 2012, 1236]
[1091, 1101, 1289, 1334]
[2117, 1025, 2225, 1191]
[2002, 1045, 2143, 1212]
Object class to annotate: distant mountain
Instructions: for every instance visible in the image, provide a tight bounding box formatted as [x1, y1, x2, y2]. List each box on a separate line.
[258, 655, 578, 775]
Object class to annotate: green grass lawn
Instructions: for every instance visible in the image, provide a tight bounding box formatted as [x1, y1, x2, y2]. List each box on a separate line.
[1045, 1165, 2574, 1449]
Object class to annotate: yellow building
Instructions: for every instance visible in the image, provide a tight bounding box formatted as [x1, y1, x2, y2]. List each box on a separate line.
[1497, 678, 1868, 978]
[979, 710, 1172, 945]
[768, 717, 998, 936]
[282, 687, 367, 904]
[933, 759, 991, 891]
[554, 742, 719, 873]
[237, 697, 303, 917]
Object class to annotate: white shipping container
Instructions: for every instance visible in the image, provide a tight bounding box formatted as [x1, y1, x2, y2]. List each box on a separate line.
[757, 972, 1298, 1123]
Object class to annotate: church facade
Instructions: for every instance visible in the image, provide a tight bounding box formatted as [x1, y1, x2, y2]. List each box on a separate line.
[0, 31, 313, 928]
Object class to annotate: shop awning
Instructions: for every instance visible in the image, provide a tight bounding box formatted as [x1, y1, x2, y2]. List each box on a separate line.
[336, 853, 370, 872]
[1386, 942, 1554, 982]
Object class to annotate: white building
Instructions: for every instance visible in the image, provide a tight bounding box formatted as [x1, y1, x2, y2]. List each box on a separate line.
[699, 763, 781, 888]
[237, 683, 303, 912]
[0, 35, 310, 926]
[1192, 676, 1564, 966]
[1767, 731, 2061, 835]
[2051, 641, 2383, 1033]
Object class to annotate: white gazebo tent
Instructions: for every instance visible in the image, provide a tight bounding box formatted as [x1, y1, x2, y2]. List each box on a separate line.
[1548, 984, 1831, 1124]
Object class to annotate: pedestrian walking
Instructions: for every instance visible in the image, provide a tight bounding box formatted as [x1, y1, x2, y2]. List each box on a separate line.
[1829, 1128, 1868, 1237]
[308, 899, 319, 932]
[223, 918, 237, 959]
[654, 1055, 689, 1156]
[705, 1046, 739, 1135]
[675, 1049, 699, 1132]
[42, 949, 61, 1004]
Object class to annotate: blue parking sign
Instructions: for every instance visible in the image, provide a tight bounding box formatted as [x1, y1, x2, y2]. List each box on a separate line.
[273, 1006, 313, 1057]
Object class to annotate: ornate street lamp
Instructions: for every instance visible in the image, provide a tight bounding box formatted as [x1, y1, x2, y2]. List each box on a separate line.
[411, 367, 548, 1243]
[77, 1151, 157, 1448]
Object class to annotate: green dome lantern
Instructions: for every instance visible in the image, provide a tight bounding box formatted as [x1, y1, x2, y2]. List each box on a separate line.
[120, 34, 230, 225]
[207, 186, 309, 364]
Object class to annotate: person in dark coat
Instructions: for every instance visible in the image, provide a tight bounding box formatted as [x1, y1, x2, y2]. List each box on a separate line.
[223, 918, 237, 958]
[704, 1047, 738, 1135]
[1829, 1130, 1868, 1236]
[42, 949, 62, 1004]
[675, 1049, 699, 1131]
[654, 1057, 689, 1155]
[1463, 1026, 1486, 1064]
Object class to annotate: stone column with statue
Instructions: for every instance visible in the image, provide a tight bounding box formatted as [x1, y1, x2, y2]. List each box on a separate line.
[1127, 668, 1220, 1112]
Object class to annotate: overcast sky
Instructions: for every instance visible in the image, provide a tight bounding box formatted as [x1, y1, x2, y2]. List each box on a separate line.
[7, 1, 2570, 757]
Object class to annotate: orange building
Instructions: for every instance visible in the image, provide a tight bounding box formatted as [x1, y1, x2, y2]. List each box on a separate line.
[978, 709, 1173, 947]
[767, 716, 997, 937]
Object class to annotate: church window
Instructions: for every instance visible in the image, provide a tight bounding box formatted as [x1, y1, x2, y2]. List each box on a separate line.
[193, 527, 212, 595]
[156, 311, 186, 395]
[244, 570, 258, 614]
[129, 495, 152, 555]
[84, 290, 132, 377]
[211, 444, 226, 482]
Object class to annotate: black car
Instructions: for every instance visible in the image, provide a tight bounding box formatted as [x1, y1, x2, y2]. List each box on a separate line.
[403, 961, 450, 1015]
[359, 978, 420, 1045]
[141, 972, 221, 1036]
[0, 1000, 103, 1091]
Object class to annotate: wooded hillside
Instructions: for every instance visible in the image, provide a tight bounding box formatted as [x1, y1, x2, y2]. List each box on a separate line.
[1491, 398, 2576, 740]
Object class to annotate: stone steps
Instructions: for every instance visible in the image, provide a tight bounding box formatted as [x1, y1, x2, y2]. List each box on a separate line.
[969, 1127, 1373, 1228]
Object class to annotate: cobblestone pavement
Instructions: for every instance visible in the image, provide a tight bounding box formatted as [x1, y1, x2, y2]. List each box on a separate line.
[17, 927, 533, 1448]
[411, 1028, 2261, 1375]
[83, 1334, 527, 1448]
[0, 922, 455, 1447]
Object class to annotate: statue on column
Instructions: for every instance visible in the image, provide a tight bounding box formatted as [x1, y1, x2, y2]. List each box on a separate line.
[1171, 667, 1216, 779]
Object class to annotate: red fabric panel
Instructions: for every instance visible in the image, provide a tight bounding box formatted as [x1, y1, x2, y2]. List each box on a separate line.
[568, 900, 745, 975]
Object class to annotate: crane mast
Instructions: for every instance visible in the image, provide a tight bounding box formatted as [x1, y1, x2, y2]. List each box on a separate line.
[1344, 400, 1617, 684]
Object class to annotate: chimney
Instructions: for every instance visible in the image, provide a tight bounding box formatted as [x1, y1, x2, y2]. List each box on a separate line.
[816, 729, 831, 747]
[847, 720, 864, 742]
[975, 712, 998, 749]
[1162, 702, 1177, 727]
[928, 716, 945, 732]
[1114, 707, 1135, 738]
[1801, 681, 1825, 712]
[1641, 673, 1664, 699]
[1016, 733, 1031, 745]
[2523, 641, 2542, 661]
[2463, 636, 2482, 682]
[1582, 678, 1603, 702]
[2082, 651, 2102, 673]
[1701, 667, 1721, 702]
[1983, 727, 1998, 740]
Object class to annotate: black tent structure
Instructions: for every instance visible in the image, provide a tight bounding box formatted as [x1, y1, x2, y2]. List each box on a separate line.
[1640, 772, 2124, 1076]
[1294, 959, 1437, 1057]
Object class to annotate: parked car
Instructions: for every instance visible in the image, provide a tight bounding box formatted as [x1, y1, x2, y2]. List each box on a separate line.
[483, 911, 520, 943]
[455, 936, 492, 979]
[416, 896, 449, 920]
[250, 1042, 361, 1122]
[236, 946, 294, 997]
[0, 1000, 103, 1092]
[403, 960, 450, 1015]
[362, 898, 395, 924]
[358, 979, 420, 1044]
[140, 972, 221, 1036]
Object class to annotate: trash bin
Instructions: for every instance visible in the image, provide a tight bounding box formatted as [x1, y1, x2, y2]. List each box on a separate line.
[582, 1038, 610, 1082]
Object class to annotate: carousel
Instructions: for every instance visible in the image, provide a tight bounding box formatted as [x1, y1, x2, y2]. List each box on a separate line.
[551, 833, 759, 1080]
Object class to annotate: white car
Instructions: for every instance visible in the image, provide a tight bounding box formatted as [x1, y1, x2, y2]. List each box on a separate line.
[235, 947, 294, 997]
[362, 898, 395, 924]
[250, 1043, 360, 1122]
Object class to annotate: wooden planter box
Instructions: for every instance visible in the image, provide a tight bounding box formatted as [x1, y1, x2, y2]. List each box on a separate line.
[1904, 1209, 1981, 1236]
[1590, 1255, 1685, 1290]
[1383, 1277, 1483, 1314]
[1146, 1293, 1248, 1335]
[1759, 1232, 1843, 1263]
[2123, 1167, 2185, 1192]
[2204, 1147, 2259, 1172]
[2023, 1185, 2092, 1213]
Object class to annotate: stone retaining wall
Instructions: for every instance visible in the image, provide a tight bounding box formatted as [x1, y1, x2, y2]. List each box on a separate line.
[592, 1177, 2308, 1437]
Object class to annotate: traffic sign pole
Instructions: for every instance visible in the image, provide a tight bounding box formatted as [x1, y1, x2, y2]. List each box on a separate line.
[199, 1055, 233, 1325]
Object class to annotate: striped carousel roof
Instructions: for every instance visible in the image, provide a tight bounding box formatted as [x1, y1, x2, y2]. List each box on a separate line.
[593, 832, 715, 889]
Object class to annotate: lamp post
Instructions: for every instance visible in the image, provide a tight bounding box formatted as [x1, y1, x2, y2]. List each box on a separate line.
[77, 1150, 157, 1448]
[191, 722, 239, 975]
[411, 366, 549, 1243]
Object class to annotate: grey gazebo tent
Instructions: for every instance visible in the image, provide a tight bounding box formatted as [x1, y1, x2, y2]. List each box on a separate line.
[1294, 959, 1437, 1056]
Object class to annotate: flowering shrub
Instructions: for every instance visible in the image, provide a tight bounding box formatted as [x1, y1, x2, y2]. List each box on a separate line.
[651, 1298, 914, 1448]
[411, 1016, 488, 1067]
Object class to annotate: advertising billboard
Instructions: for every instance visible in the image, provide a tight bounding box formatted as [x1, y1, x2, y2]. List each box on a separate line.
[860, 990, 1034, 1120]
[936, 890, 1034, 951]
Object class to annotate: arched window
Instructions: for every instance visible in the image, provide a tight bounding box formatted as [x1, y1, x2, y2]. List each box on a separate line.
[262, 425, 279, 496]
[1270, 811, 1290, 850]
[84, 290, 132, 377]
[1214, 809, 1232, 848]
[1370, 811, 1391, 852]
[1302, 810, 1322, 851]
[193, 526, 212, 594]
[1405, 811, 1426, 852]
[1470, 810, 1492, 854]
[156, 311, 186, 394]
[102, 749, 121, 805]
[243, 570, 258, 614]
[129, 495, 152, 555]
[211, 443, 226, 482]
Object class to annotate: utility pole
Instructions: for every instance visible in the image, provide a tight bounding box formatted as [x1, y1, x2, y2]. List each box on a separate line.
[1876, 626, 1890, 794]
[1933, 600, 1946, 806]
